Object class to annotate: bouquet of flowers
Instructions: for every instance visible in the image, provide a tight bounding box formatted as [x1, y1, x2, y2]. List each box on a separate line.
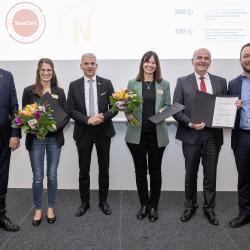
[109, 88, 142, 126]
[12, 103, 56, 140]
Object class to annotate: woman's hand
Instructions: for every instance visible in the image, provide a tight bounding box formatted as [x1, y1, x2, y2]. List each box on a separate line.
[125, 113, 134, 121]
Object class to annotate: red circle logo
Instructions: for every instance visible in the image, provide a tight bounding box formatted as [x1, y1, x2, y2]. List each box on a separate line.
[6, 2, 46, 44]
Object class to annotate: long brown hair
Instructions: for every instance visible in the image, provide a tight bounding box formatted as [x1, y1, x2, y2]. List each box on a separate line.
[135, 51, 162, 83]
[33, 58, 58, 96]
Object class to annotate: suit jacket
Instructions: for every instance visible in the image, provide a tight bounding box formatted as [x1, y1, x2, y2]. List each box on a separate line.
[67, 75, 117, 142]
[173, 73, 227, 146]
[125, 79, 171, 147]
[0, 68, 21, 147]
[228, 75, 242, 150]
[22, 85, 69, 151]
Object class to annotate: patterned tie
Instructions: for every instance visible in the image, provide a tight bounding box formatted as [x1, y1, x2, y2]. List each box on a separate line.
[200, 76, 207, 92]
[88, 79, 95, 117]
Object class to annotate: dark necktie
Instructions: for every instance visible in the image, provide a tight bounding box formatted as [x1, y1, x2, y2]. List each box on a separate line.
[200, 76, 207, 92]
[88, 79, 95, 117]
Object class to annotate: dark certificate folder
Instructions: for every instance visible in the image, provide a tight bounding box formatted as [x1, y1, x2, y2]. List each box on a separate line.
[149, 103, 185, 124]
[40, 92, 67, 129]
[191, 91, 237, 128]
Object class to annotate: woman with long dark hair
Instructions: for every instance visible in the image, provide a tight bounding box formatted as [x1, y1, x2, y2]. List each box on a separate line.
[125, 51, 170, 222]
[22, 58, 69, 226]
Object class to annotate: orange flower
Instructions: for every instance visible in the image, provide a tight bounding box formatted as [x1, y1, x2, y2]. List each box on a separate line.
[25, 104, 37, 114]
[20, 110, 33, 117]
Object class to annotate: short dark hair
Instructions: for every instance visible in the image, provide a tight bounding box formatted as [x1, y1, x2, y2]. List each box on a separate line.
[240, 43, 250, 58]
[136, 51, 162, 83]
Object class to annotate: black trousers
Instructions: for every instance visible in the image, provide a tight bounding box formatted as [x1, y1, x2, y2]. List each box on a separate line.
[127, 132, 165, 208]
[182, 131, 220, 211]
[76, 126, 111, 203]
[233, 130, 250, 216]
[0, 141, 11, 216]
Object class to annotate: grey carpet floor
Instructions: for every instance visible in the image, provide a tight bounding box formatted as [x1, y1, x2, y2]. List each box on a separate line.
[0, 189, 249, 250]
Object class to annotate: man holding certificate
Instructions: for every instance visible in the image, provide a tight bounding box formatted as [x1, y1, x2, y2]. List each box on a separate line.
[228, 43, 250, 228]
[173, 48, 227, 225]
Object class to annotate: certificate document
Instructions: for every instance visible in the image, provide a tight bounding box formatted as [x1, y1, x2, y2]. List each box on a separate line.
[212, 96, 238, 127]
[191, 91, 238, 128]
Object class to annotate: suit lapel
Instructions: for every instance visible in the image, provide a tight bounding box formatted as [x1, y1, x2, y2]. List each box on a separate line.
[0, 73, 4, 93]
[236, 76, 242, 98]
[189, 73, 199, 92]
[51, 86, 58, 95]
[96, 75, 102, 111]
[155, 81, 163, 113]
[133, 81, 142, 110]
[79, 77, 87, 113]
[209, 74, 218, 94]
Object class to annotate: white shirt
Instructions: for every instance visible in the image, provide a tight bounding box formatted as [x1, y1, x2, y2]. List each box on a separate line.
[84, 75, 99, 116]
[194, 72, 213, 94]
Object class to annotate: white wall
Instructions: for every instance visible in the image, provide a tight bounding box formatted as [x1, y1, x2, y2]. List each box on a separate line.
[0, 59, 241, 191]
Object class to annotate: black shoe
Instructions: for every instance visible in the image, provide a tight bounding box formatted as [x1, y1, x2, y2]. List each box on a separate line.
[136, 205, 149, 220]
[148, 207, 158, 222]
[32, 217, 42, 226]
[0, 215, 20, 232]
[204, 210, 219, 225]
[47, 216, 56, 224]
[99, 201, 112, 215]
[180, 209, 195, 222]
[229, 215, 250, 228]
[75, 203, 90, 217]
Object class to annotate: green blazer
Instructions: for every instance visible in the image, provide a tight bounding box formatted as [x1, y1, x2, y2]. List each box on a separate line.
[125, 79, 171, 147]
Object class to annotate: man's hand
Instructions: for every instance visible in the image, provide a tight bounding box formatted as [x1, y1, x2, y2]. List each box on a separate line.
[191, 122, 205, 130]
[235, 99, 242, 109]
[88, 113, 104, 126]
[9, 137, 20, 151]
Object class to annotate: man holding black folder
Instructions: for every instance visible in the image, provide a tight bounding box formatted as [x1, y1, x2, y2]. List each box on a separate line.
[228, 43, 250, 228]
[67, 53, 117, 217]
[173, 48, 227, 225]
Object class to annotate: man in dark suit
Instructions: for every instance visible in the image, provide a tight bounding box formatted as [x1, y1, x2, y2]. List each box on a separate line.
[228, 43, 250, 228]
[0, 68, 21, 231]
[67, 53, 117, 216]
[173, 48, 227, 225]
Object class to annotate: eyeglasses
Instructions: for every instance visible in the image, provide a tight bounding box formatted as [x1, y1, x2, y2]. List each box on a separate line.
[40, 69, 53, 73]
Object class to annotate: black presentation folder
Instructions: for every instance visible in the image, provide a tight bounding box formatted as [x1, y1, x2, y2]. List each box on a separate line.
[191, 91, 215, 127]
[40, 92, 67, 129]
[149, 102, 185, 124]
[191, 91, 237, 128]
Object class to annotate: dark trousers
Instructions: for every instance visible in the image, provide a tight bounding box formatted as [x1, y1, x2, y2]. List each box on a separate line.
[76, 126, 111, 203]
[127, 132, 165, 208]
[182, 131, 220, 211]
[233, 130, 250, 216]
[0, 143, 11, 216]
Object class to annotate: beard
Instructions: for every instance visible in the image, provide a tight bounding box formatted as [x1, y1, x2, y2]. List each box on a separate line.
[242, 64, 250, 74]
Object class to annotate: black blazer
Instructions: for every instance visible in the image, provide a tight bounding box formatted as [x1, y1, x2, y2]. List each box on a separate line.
[67, 75, 117, 142]
[0, 69, 21, 146]
[228, 75, 242, 150]
[22, 85, 69, 151]
[173, 73, 227, 146]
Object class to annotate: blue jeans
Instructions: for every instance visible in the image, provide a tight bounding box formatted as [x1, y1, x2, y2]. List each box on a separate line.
[29, 137, 61, 209]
